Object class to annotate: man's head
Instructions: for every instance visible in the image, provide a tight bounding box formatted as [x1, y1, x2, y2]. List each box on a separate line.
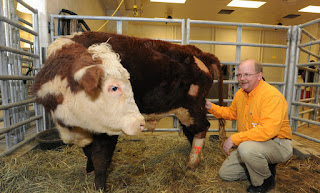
[237, 59, 263, 93]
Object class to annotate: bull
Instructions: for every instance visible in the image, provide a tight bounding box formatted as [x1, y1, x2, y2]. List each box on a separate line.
[33, 31, 225, 191]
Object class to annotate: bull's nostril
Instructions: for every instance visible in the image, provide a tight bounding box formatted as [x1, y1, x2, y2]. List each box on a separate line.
[140, 123, 145, 130]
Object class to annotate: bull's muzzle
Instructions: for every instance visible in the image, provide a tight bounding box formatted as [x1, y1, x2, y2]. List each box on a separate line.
[122, 114, 145, 135]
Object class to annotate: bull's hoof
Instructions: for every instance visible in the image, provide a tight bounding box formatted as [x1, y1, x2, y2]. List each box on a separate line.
[87, 170, 95, 175]
[185, 151, 202, 169]
[186, 158, 201, 169]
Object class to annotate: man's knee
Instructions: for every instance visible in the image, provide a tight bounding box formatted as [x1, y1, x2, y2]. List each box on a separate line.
[218, 167, 233, 181]
[237, 141, 256, 160]
[218, 165, 242, 181]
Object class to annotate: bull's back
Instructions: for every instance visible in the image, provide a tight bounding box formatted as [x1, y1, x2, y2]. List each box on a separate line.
[71, 32, 219, 113]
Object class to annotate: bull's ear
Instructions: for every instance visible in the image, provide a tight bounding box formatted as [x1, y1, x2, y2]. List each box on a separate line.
[75, 65, 104, 98]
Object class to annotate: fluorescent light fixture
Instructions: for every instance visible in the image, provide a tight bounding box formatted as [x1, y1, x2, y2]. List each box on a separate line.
[150, 0, 186, 3]
[299, 5, 320, 13]
[227, 0, 266, 8]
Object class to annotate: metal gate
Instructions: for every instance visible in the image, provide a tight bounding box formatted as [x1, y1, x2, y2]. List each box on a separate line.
[0, 0, 45, 156]
[186, 19, 292, 132]
[289, 19, 320, 143]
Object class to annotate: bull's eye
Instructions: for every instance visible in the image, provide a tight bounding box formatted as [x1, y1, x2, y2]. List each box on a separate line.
[111, 86, 118, 92]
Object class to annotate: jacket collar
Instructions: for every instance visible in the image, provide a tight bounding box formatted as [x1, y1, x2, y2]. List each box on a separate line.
[240, 80, 264, 97]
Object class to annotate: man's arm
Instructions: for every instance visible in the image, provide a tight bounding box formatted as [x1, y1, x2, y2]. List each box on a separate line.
[205, 99, 237, 121]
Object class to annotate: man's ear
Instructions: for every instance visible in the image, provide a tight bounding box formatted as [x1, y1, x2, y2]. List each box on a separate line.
[75, 65, 104, 98]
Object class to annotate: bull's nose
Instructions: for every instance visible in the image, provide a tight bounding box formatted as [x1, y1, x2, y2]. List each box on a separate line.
[140, 122, 145, 131]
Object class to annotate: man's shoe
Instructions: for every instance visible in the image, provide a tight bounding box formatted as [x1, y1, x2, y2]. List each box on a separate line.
[268, 163, 277, 177]
[246, 175, 275, 193]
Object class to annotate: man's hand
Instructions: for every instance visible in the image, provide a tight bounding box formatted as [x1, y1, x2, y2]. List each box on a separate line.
[223, 137, 234, 156]
[205, 99, 212, 110]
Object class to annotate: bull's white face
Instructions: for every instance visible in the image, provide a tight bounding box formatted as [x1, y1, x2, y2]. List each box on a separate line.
[36, 39, 145, 138]
[54, 75, 145, 136]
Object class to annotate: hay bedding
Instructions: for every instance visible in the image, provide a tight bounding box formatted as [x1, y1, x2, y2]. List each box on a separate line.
[0, 133, 319, 193]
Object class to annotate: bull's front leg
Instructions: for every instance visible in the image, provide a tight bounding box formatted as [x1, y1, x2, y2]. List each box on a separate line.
[87, 133, 119, 191]
[82, 143, 94, 174]
[185, 129, 208, 169]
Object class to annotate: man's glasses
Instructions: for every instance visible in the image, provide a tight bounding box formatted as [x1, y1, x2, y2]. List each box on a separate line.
[236, 73, 259, 78]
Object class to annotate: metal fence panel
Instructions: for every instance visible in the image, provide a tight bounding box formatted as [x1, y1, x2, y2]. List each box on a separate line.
[0, 0, 44, 157]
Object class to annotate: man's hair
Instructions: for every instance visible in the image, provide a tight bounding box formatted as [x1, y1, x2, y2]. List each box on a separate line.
[241, 58, 263, 73]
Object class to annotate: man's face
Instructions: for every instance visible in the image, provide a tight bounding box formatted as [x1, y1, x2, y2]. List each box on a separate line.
[237, 60, 262, 93]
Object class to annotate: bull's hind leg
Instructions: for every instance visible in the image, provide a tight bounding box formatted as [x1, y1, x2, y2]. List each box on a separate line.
[87, 134, 119, 191]
[179, 108, 210, 169]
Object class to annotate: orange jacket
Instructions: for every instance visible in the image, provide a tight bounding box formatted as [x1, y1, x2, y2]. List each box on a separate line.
[208, 80, 292, 146]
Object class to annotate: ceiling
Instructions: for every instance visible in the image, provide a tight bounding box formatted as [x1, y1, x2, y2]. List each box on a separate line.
[101, 0, 320, 26]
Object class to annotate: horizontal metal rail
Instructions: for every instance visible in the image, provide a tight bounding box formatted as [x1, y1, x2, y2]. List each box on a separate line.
[301, 29, 317, 40]
[213, 80, 285, 86]
[299, 47, 320, 59]
[0, 75, 34, 80]
[0, 115, 42, 135]
[0, 15, 38, 36]
[188, 19, 290, 30]
[188, 40, 287, 48]
[0, 99, 36, 110]
[0, 133, 37, 157]
[221, 61, 286, 67]
[298, 39, 320, 47]
[299, 18, 320, 28]
[16, 0, 38, 14]
[297, 61, 320, 67]
[0, 44, 39, 58]
[293, 132, 320, 143]
[20, 38, 34, 45]
[22, 58, 34, 63]
[295, 83, 320, 86]
[300, 98, 316, 102]
[292, 101, 320, 108]
[298, 108, 314, 115]
[52, 14, 183, 23]
[18, 17, 33, 27]
[291, 116, 320, 126]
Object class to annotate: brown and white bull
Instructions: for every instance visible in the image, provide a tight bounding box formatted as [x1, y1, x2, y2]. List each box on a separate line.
[33, 31, 225, 191]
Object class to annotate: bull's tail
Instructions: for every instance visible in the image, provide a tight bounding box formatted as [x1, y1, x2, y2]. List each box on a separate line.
[215, 62, 226, 147]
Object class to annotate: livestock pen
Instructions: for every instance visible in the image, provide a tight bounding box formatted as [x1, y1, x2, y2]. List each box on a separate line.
[0, 0, 320, 192]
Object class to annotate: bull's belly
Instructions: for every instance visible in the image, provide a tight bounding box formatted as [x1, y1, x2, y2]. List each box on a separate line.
[143, 107, 194, 130]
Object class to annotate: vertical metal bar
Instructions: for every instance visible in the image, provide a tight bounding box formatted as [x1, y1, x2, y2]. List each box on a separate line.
[287, 26, 299, 127]
[1, 0, 12, 149]
[116, 20, 122, 34]
[232, 26, 242, 129]
[181, 19, 185, 45]
[33, 7, 44, 132]
[292, 85, 301, 131]
[186, 18, 190, 45]
[283, 27, 292, 96]
[50, 14, 54, 42]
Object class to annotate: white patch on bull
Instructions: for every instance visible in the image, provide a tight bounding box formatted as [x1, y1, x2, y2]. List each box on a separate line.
[87, 42, 130, 80]
[193, 56, 209, 73]
[143, 107, 194, 130]
[56, 124, 93, 147]
[36, 75, 69, 98]
[47, 32, 83, 58]
[188, 84, 199, 97]
[186, 137, 205, 169]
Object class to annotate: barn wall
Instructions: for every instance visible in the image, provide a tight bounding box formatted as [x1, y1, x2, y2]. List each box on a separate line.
[46, 0, 107, 32]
